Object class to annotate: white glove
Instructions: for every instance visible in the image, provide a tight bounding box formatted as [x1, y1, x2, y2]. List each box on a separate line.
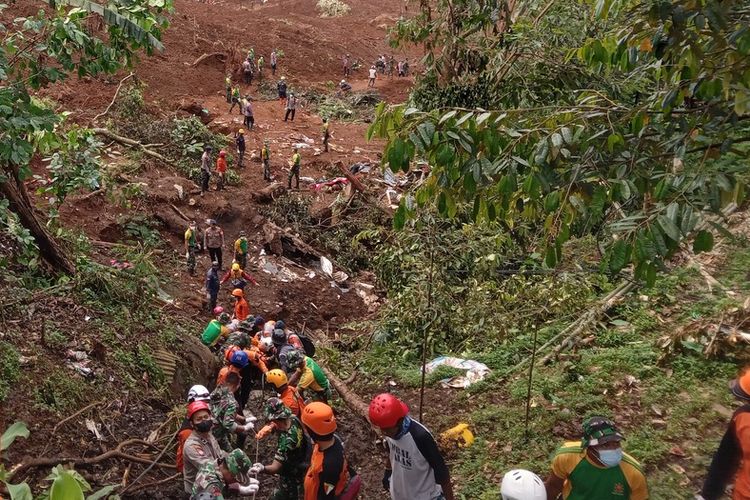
[250, 462, 264, 474]
[242, 421, 255, 432]
[237, 478, 260, 495]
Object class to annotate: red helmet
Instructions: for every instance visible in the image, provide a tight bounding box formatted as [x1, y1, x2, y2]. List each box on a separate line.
[187, 400, 210, 420]
[213, 306, 224, 316]
[219, 150, 227, 157]
[368, 393, 409, 428]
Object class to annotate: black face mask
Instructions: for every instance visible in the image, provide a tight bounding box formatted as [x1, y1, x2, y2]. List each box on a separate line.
[195, 420, 213, 433]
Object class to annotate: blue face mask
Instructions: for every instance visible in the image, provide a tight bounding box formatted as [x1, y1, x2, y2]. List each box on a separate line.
[393, 416, 412, 439]
[597, 447, 623, 468]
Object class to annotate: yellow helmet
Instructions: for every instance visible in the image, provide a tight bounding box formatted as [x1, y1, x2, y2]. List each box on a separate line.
[232, 262, 241, 272]
[238, 128, 245, 134]
[266, 369, 288, 389]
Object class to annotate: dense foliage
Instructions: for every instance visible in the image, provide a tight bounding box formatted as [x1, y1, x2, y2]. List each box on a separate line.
[372, 0, 750, 285]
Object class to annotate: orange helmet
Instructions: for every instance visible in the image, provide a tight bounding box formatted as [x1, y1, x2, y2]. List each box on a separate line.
[231, 288, 244, 298]
[302, 402, 337, 435]
[732, 368, 750, 400]
[219, 150, 227, 157]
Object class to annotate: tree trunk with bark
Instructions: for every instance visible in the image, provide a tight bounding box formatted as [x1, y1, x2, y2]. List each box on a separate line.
[0, 173, 76, 275]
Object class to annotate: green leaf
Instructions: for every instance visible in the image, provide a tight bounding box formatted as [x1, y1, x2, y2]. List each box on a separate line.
[393, 203, 406, 229]
[49, 468, 85, 500]
[657, 214, 681, 241]
[7, 482, 32, 500]
[544, 245, 557, 268]
[609, 238, 630, 273]
[1, 422, 29, 451]
[693, 230, 714, 253]
[86, 484, 118, 500]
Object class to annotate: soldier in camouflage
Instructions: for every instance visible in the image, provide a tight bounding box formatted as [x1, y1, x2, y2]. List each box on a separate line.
[209, 371, 254, 451]
[250, 397, 310, 500]
[191, 449, 260, 498]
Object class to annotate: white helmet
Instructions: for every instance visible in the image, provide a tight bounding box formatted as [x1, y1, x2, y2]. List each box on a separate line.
[187, 385, 210, 403]
[500, 469, 546, 500]
[259, 336, 274, 353]
[263, 321, 276, 335]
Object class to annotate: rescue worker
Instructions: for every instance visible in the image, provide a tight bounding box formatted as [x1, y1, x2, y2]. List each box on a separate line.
[215, 150, 227, 191]
[242, 96, 254, 130]
[229, 86, 242, 113]
[204, 220, 224, 270]
[242, 57, 254, 85]
[257, 55, 265, 80]
[182, 400, 225, 495]
[201, 311, 232, 347]
[342, 54, 350, 77]
[225, 74, 232, 103]
[205, 261, 221, 313]
[201, 146, 212, 195]
[368, 65, 377, 87]
[184, 220, 198, 275]
[271, 49, 278, 75]
[217, 349, 249, 386]
[261, 140, 272, 182]
[278, 76, 288, 100]
[288, 147, 301, 189]
[177, 386, 212, 476]
[285, 92, 297, 122]
[544, 416, 648, 500]
[251, 397, 309, 499]
[266, 368, 305, 418]
[339, 80, 352, 92]
[192, 449, 259, 498]
[225, 341, 270, 409]
[322, 119, 331, 153]
[388, 56, 395, 78]
[500, 469, 546, 500]
[210, 371, 255, 451]
[302, 402, 360, 500]
[286, 349, 331, 403]
[701, 368, 750, 499]
[369, 393, 455, 500]
[220, 262, 258, 291]
[232, 288, 250, 321]
[233, 231, 249, 270]
[235, 129, 246, 168]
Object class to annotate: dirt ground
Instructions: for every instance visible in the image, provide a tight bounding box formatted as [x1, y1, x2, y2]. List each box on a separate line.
[0, 0, 421, 497]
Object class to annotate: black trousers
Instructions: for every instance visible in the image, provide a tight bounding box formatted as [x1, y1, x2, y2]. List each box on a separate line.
[284, 108, 295, 121]
[244, 115, 254, 130]
[201, 170, 209, 193]
[208, 247, 222, 269]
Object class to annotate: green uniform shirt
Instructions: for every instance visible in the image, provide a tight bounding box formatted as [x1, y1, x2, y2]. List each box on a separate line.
[210, 386, 239, 450]
[262, 146, 270, 160]
[235, 237, 248, 254]
[232, 87, 240, 98]
[291, 153, 300, 167]
[192, 461, 225, 499]
[274, 416, 308, 475]
[551, 442, 648, 499]
[185, 227, 197, 247]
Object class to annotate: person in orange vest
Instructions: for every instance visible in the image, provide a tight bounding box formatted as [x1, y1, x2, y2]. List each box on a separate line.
[216, 349, 249, 386]
[232, 288, 250, 321]
[266, 368, 305, 418]
[701, 368, 750, 500]
[216, 150, 227, 190]
[301, 402, 360, 500]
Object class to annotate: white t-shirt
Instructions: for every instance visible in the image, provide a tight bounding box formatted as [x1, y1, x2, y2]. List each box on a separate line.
[369, 68, 377, 79]
[386, 419, 448, 500]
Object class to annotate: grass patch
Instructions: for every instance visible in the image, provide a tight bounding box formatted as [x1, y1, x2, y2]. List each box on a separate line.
[34, 371, 87, 412]
[0, 341, 21, 402]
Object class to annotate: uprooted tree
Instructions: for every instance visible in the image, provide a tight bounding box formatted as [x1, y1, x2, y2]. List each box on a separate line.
[0, 0, 173, 275]
[372, 0, 750, 284]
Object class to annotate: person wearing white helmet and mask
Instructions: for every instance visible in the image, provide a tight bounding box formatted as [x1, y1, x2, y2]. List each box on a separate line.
[176, 385, 211, 475]
[501, 469, 546, 500]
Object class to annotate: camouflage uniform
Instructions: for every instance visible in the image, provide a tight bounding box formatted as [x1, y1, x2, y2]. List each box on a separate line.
[191, 460, 225, 499]
[271, 416, 309, 500]
[210, 386, 239, 452]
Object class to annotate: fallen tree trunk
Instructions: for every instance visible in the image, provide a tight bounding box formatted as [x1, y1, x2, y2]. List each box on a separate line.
[0, 174, 76, 275]
[252, 182, 287, 203]
[191, 52, 226, 67]
[92, 128, 178, 168]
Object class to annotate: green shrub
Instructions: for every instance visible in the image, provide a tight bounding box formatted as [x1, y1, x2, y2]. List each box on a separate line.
[0, 341, 20, 402]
